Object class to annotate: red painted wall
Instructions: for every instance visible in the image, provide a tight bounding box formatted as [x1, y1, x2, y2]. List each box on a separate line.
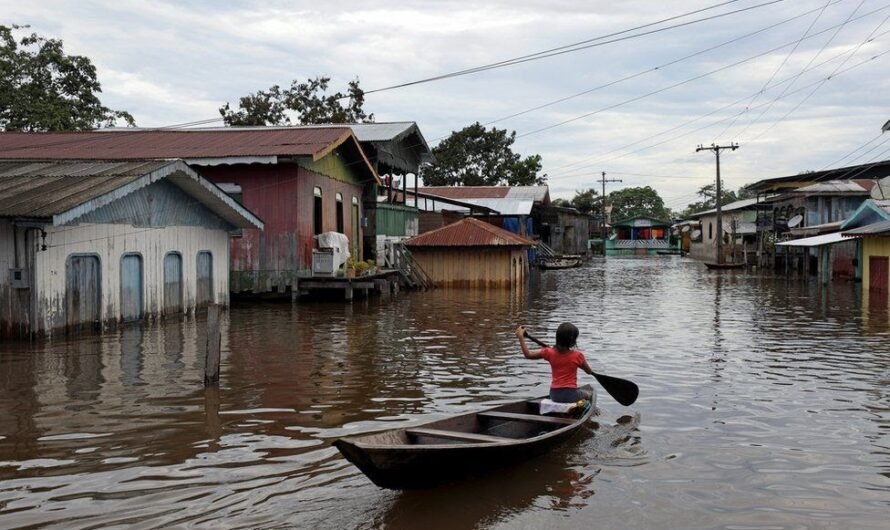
[202, 163, 364, 293]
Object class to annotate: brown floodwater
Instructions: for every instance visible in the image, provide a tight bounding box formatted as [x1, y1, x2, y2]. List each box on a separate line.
[0, 257, 888, 529]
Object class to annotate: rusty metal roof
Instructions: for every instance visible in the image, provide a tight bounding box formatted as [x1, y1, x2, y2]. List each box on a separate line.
[405, 217, 536, 247]
[0, 160, 263, 229]
[0, 127, 354, 161]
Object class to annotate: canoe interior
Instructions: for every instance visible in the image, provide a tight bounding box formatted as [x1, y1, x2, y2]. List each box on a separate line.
[344, 396, 589, 447]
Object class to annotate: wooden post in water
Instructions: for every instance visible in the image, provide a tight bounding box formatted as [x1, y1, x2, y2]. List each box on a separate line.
[204, 304, 221, 386]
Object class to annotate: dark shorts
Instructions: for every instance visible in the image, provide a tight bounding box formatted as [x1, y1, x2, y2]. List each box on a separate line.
[549, 387, 593, 403]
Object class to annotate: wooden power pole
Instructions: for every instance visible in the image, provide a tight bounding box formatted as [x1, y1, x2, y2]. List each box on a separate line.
[599, 172, 622, 256]
[696, 143, 738, 264]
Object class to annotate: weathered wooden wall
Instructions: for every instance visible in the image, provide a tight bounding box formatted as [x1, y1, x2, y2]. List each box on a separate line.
[0, 219, 35, 338]
[409, 248, 528, 287]
[35, 222, 230, 335]
[203, 162, 365, 294]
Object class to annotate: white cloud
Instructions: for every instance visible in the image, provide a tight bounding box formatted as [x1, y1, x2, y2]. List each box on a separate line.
[3, 0, 890, 210]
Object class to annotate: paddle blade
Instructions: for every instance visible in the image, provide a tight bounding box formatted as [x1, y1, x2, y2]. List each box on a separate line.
[592, 372, 639, 406]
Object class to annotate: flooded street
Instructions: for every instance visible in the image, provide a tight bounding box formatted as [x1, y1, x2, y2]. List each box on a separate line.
[1, 257, 889, 529]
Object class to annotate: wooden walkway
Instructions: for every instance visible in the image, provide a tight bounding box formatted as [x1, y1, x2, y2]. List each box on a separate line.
[293, 270, 401, 302]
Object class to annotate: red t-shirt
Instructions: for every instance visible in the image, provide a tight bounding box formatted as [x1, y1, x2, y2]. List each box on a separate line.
[539, 347, 586, 389]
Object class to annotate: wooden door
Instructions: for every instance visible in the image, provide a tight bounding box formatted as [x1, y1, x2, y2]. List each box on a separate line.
[352, 202, 360, 256]
[164, 253, 183, 314]
[66, 255, 101, 332]
[196, 251, 213, 308]
[120, 254, 143, 322]
[870, 256, 889, 293]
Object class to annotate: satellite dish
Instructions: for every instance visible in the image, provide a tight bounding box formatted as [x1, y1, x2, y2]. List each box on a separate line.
[681, 225, 691, 233]
[691, 229, 702, 239]
[787, 214, 803, 228]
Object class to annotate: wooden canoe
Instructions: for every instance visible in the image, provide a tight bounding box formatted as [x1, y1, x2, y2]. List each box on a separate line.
[333, 386, 596, 489]
[537, 255, 583, 270]
[703, 261, 745, 270]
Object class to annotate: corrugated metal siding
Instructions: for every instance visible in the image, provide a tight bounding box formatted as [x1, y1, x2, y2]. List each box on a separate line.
[0, 128, 352, 160]
[376, 204, 418, 237]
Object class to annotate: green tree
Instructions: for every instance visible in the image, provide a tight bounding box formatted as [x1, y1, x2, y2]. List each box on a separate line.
[680, 184, 753, 217]
[569, 188, 600, 215]
[609, 186, 669, 222]
[219, 76, 373, 125]
[551, 198, 571, 207]
[0, 24, 134, 131]
[420, 123, 546, 186]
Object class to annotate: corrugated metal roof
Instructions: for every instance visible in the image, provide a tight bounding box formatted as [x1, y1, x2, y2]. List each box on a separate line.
[793, 180, 872, 194]
[688, 197, 763, 218]
[421, 186, 511, 199]
[777, 232, 847, 247]
[0, 160, 263, 229]
[420, 186, 550, 201]
[843, 219, 890, 237]
[0, 127, 354, 161]
[433, 198, 534, 215]
[405, 217, 536, 247]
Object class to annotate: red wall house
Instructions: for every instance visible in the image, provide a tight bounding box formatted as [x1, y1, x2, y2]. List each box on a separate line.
[0, 127, 380, 296]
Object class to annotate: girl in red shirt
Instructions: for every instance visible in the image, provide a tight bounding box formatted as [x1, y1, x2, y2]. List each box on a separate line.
[516, 323, 595, 403]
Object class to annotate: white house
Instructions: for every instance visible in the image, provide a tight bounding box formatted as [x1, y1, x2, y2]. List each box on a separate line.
[0, 159, 263, 338]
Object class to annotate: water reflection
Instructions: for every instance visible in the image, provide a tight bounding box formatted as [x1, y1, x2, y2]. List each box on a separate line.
[0, 258, 888, 529]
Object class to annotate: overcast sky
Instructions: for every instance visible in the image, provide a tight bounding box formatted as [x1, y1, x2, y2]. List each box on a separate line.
[4, 0, 890, 210]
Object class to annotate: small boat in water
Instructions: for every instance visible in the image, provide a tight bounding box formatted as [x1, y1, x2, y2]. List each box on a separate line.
[704, 261, 745, 270]
[333, 385, 596, 489]
[537, 255, 583, 270]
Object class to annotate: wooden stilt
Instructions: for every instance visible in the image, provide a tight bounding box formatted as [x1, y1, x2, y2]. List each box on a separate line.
[204, 304, 221, 386]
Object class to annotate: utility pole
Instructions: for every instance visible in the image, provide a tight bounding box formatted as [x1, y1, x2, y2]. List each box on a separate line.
[599, 171, 622, 256]
[696, 143, 739, 265]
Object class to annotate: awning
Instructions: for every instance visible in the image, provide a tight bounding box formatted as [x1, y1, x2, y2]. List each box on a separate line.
[776, 232, 847, 247]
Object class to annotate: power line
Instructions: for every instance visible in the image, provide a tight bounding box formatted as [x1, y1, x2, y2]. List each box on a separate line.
[712, 0, 834, 142]
[479, 0, 840, 130]
[737, 0, 867, 141]
[545, 34, 890, 181]
[515, 2, 890, 141]
[362, 1, 786, 95]
[748, 3, 887, 142]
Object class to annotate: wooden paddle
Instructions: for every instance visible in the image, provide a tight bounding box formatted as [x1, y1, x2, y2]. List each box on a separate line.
[523, 331, 639, 406]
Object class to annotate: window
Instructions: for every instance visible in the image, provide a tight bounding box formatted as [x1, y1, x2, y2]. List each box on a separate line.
[313, 187, 323, 236]
[336, 192, 344, 233]
[708, 223, 713, 240]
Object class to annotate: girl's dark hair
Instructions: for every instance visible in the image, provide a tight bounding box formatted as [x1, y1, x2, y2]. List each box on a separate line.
[555, 322, 579, 352]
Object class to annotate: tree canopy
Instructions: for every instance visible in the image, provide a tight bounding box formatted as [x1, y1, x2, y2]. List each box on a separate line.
[0, 24, 134, 131]
[219, 76, 373, 125]
[420, 123, 546, 186]
[608, 186, 669, 222]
